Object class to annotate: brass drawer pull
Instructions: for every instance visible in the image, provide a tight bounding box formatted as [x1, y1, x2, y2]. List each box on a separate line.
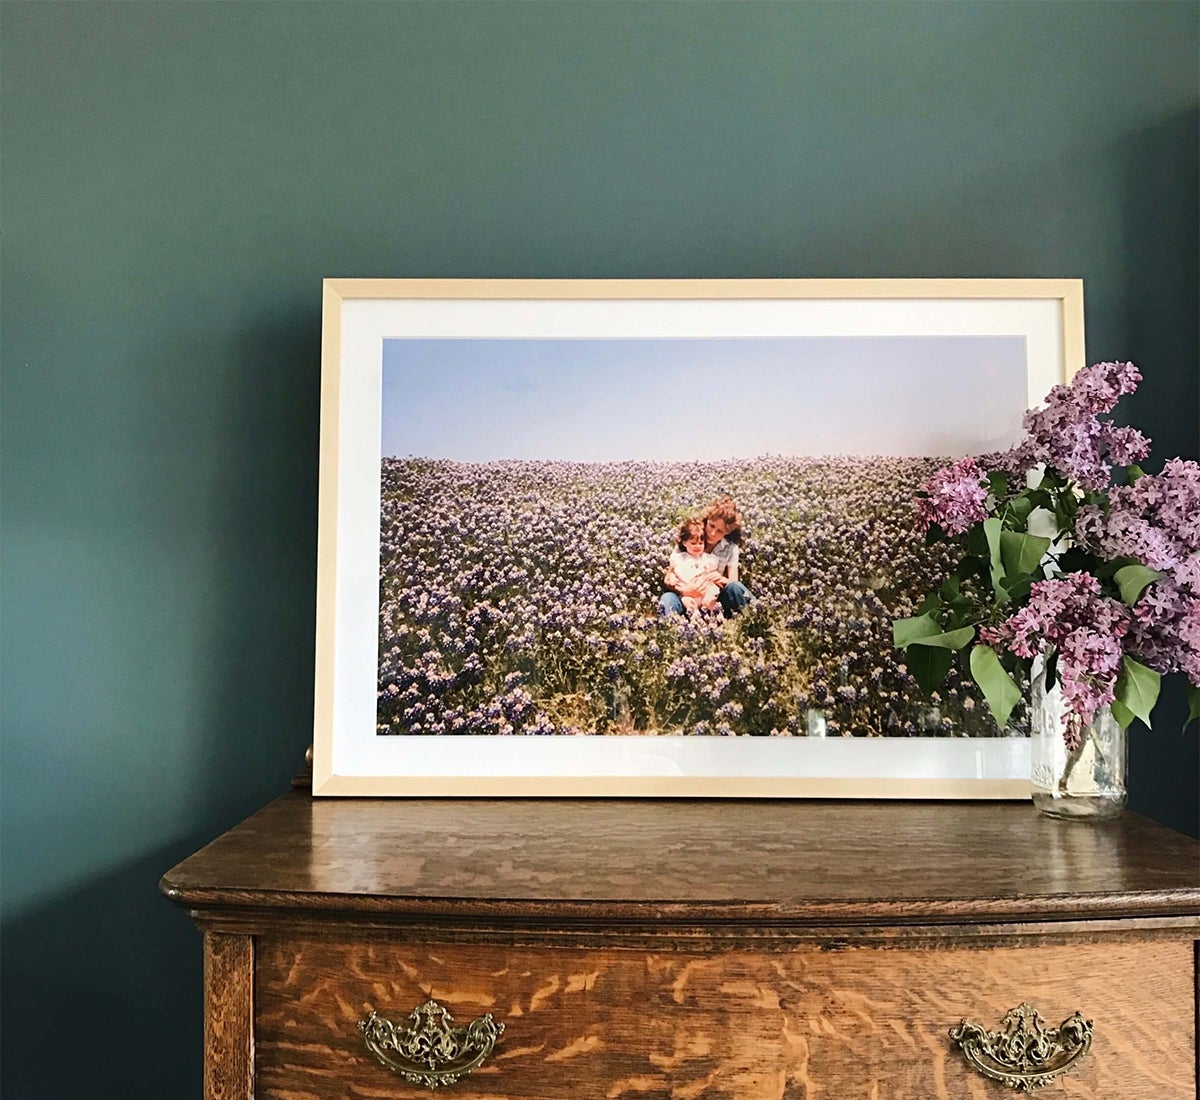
[360, 998, 504, 1089]
[949, 1002, 1092, 1092]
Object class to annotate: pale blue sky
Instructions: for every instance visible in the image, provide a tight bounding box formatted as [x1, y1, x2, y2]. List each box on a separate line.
[381, 336, 1027, 461]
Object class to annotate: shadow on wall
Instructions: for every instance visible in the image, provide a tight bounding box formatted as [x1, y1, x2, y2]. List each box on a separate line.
[194, 312, 323, 806]
[1, 843, 205, 1098]
[1120, 106, 1200, 840]
[1, 310, 323, 1098]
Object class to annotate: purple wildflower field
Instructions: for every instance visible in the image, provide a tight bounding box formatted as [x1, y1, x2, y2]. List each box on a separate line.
[377, 456, 1019, 738]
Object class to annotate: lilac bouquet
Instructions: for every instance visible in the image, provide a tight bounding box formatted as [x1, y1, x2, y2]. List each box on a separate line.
[894, 362, 1200, 747]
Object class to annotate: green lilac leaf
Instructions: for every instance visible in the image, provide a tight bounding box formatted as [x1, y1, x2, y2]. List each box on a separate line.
[983, 517, 1005, 598]
[907, 625, 976, 650]
[1186, 683, 1200, 724]
[944, 608, 971, 630]
[1097, 556, 1139, 579]
[1003, 576, 1033, 603]
[1114, 564, 1163, 606]
[999, 531, 1052, 579]
[1111, 699, 1136, 730]
[906, 645, 954, 695]
[893, 613, 941, 649]
[1114, 657, 1161, 730]
[1126, 464, 1145, 484]
[987, 471, 1008, 498]
[916, 593, 942, 616]
[969, 644, 1021, 729]
[1007, 495, 1035, 526]
[966, 524, 988, 557]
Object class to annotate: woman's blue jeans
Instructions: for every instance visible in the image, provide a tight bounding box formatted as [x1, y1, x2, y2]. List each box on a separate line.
[658, 581, 752, 618]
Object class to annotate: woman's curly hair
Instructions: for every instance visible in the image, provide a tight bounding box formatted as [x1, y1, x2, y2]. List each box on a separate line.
[704, 496, 743, 543]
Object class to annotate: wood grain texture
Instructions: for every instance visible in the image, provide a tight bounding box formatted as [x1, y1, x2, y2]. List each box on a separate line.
[320, 277, 1085, 301]
[166, 798, 1200, 1098]
[254, 934, 1196, 1099]
[203, 931, 253, 1100]
[162, 795, 1200, 928]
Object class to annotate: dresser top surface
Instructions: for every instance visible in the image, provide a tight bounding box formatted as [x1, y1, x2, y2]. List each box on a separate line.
[161, 794, 1200, 925]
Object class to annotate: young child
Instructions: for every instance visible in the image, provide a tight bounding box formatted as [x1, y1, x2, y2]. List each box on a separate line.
[668, 518, 723, 613]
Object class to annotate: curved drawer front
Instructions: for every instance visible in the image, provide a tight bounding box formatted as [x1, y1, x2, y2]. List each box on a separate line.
[254, 934, 1195, 1098]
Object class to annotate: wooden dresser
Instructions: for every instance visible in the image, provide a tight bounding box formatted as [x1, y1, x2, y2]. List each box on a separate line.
[161, 794, 1200, 1098]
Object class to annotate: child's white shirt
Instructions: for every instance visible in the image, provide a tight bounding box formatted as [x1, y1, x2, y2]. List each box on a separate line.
[669, 550, 721, 597]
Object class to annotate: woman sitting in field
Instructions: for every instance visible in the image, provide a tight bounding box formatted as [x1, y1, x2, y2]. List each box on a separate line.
[659, 496, 754, 617]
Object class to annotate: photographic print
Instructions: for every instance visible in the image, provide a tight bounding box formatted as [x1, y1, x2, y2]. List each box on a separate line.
[313, 280, 1083, 796]
[378, 335, 1027, 739]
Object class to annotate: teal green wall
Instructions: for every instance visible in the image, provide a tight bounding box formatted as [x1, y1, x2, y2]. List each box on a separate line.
[2, 2, 1196, 1095]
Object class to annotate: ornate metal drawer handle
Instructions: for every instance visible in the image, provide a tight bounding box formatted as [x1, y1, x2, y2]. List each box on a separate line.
[949, 1002, 1092, 1092]
[359, 998, 504, 1089]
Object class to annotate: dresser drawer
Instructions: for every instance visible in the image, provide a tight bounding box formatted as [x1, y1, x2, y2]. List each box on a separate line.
[253, 932, 1196, 1099]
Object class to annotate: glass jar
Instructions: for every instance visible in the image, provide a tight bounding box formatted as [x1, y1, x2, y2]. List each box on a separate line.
[1029, 658, 1127, 819]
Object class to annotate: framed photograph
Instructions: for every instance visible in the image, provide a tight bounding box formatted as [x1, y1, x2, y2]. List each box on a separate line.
[312, 279, 1084, 797]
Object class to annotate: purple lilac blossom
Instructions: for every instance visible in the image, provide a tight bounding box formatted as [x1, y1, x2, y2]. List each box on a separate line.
[982, 574, 1131, 747]
[1125, 579, 1200, 685]
[914, 456, 989, 535]
[1076, 457, 1200, 685]
[985, 361, 1150, 490]
[1077, 458, 1200, 575]
[912, 362, 1198, 739]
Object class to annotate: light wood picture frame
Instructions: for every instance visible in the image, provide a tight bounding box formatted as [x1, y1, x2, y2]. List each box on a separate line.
[313, 278, 1084, 797]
